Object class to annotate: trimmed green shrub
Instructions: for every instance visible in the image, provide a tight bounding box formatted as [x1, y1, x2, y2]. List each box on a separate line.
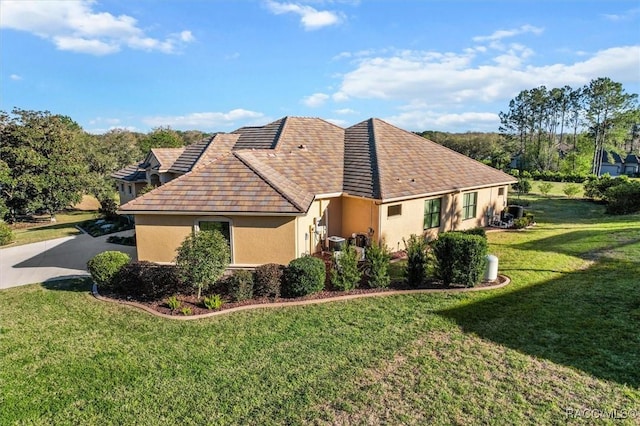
[604, 180, 640, 215]
[111, 261, 186, 299]
[87, 251, 131, 289]
[562, 183, 581, 198]
[0, 222, 13, 246]
[331, 245, 361, 291]
[254, 263, 284, 298]
[512, 218, 530, 229]
[432, 232, 488, 287]
[460, 227, 487, 239]
[175, 229, 230, 299]
[282, 256, 326, 298]
[166, 296, 180, 311]
[364, 241, 391, 288]
[227, 270, 254, 302]
[203, 294, 224, 310]
[404, 234, 429, 288]
[538, 182, 553, 196]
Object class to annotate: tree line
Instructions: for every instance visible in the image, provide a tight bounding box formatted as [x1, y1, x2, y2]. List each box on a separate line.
[0, 108, 210, 221]
[422, 77, 639, 177]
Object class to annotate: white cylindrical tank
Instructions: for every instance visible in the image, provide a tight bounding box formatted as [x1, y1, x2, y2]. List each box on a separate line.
[484, 254, 498, 281]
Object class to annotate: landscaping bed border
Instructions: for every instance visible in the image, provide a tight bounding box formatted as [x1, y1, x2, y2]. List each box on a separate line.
[91, 274, 510, 320]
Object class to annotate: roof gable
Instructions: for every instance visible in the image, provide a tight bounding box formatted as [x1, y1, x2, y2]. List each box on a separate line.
[119, 152, 308, 214]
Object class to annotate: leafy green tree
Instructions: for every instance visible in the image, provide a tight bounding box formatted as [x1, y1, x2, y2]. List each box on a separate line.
[82, 129, 141, 211]
[0, 109, 88, 220]
[538, 182, 553, 197]
[175, 229, 230, 299]
[583, 78, 638, 175]
[138, 126, 184, 154]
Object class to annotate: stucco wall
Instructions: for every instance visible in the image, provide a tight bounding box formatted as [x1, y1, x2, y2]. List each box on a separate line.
[134, 214, 296, 266]
[295, 198, 342, 257]
[341, 197, 379, 243]
[378, 185, 508, 250]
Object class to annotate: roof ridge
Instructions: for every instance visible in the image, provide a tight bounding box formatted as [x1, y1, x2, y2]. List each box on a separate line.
[272, 116, 288, 150]
[369, 118, 383, 199]
[234, 150, 312, 212]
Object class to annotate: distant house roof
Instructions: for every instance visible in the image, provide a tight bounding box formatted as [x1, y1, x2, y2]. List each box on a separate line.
[602, 150, 623, 164]
[118, 117, 516, 215]
[110, 162, 146, 182]
[624, 153, 640, 164]
[147, 148, 185, 171]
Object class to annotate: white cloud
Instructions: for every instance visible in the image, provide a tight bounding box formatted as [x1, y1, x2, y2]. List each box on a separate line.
[142, 109, 267, 130]
[385, 110, 500, 132]
[0, 0, 194, 55]
[603, 8, 640, 21]
[334, 108, 357, 115]
[265, 1, 343, 30]
[302, 92, 330, 107]
[10, 74, 23, 81]
[332, 45, 640, 108]
[472, 24, 544, 43]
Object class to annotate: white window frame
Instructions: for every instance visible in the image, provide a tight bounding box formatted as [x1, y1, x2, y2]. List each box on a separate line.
[194, 217, 234, 263]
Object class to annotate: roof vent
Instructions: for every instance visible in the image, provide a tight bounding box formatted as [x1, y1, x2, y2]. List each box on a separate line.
[298, 144, 307, 149]
[410, 178, 416, 183]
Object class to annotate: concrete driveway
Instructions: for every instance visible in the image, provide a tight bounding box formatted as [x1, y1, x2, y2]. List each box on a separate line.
[0, 230, 137, 290]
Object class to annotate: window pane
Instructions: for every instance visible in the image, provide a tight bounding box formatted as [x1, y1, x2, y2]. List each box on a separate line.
[199, 221, 230, 243]
[388, 204, 402, 217]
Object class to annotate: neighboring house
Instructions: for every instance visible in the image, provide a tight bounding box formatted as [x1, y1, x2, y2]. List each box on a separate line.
[623, 153, 640, 176]
[600, 150, 624, 177]
[114, 117, 517, 267]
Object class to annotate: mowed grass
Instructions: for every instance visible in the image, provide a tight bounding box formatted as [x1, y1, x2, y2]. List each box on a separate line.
[1, 195, 640, 424]
[9, 210, 98, 246]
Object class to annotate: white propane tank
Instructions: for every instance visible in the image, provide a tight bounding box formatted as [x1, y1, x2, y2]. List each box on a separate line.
[484, 254, 498, 281]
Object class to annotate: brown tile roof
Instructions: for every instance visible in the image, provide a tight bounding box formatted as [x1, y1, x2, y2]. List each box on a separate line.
[110, 162, 147, 182]
[233, 118, 285, 150]
[119, 152, 307, 214]
[344, 119, 380, 198]
[149, 148, 185, 171]
[370, 119, 516, 200]
[169, 133, 241, 174]
[119, 116, 516, 214]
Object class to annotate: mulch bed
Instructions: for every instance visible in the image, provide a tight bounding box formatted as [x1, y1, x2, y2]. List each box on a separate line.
[98, 275, 507, 317]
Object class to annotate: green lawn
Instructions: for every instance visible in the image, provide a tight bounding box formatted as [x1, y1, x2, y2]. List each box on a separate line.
[8, 210, 99, 246]
[1, 195, 639, 424]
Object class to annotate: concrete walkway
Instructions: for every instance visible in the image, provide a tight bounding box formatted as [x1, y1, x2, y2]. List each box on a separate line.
[0, 230, 137, 290]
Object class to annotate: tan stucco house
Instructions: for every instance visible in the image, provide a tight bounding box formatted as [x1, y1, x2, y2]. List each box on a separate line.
[113, 117, 517, 267]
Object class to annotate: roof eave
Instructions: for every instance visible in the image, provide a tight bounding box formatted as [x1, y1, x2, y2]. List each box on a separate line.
[117, 209, 305, 217]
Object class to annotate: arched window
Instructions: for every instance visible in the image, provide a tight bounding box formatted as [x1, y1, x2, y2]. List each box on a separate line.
[150, 174, 161, 187]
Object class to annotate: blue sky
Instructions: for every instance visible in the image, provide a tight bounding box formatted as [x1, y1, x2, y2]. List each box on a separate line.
[1, 0, 639, 134]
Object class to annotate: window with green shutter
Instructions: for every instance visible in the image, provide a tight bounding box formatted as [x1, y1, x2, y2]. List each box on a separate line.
[423, 198, 441, 229]
[462, 192, 477, 220]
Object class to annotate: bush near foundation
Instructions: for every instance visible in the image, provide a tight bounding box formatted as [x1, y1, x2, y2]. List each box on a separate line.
[331, 245, 361, 291]
[111, 261, 186, 299]
[87, 251, 131, 289]
[253, 263, 284, 298]
[404, 234, 430, 288]
[227, 270, 254, 302]
[432, 232, 488, 287]
[282, 256, 326, 298]
[364, 241, 391, 288]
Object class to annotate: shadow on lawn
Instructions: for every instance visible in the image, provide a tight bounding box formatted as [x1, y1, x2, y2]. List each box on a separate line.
[439, 256, 640, 388]
[41, 277, 93, 292]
